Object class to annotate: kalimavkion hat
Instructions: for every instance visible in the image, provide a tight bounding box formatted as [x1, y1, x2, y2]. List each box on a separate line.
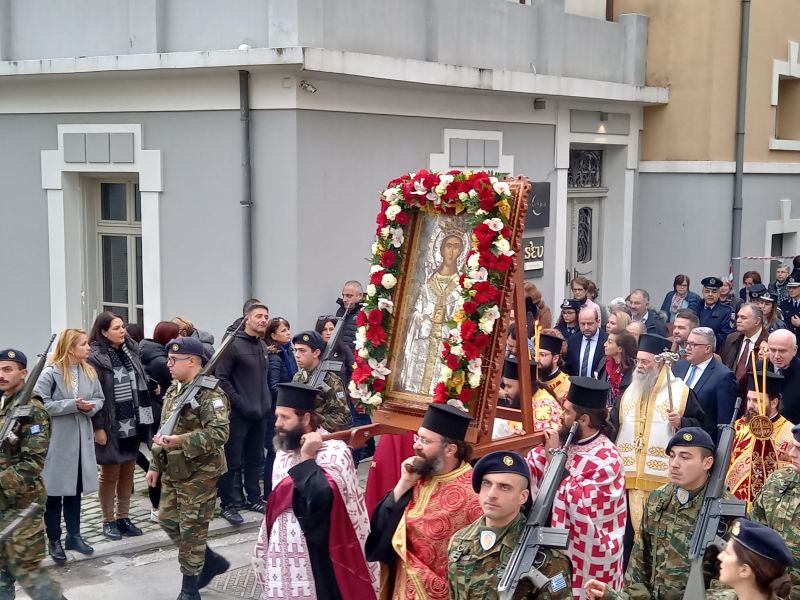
[0, 349, 26, 368]
[666, 427, 715, 454]
[421, 403, 473, 441]
[638, 333, 671, 356]
[276, 382, 318, 412]
[566, 376, 609, 410]
[731, 519, 794, 566]
[471, 451, 530, 493]
[166, 336, 205, 358]
[503, 356, 536, 381]
[539, 333, 564, 355]
[746, 370, 784, 397]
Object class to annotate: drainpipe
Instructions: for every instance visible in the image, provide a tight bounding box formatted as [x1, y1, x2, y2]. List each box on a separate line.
[239, 70, 253, 299]
[731, 0, 750, 286]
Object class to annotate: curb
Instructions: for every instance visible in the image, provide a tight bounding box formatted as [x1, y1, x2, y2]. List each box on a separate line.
[45, 511, 263, 568]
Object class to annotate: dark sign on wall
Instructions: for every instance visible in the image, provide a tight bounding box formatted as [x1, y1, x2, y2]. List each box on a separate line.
[525, 182, 550, 229]
[522, 236, 545, 277]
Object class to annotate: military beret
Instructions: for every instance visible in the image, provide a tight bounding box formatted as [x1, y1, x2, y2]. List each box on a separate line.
[292, 330, 325, 352]
[787, 277, 800, 288]
[666, 427, 715, 454]
[746, 369, 784, 396]
[567, 376, 609, 410]
[0, 349, 27, 368]
[276, 381, 318, 412]
[539, 333, 564, 355]
[701, 277, 723, 289]
[560, 299, 582, 312]
[422, 403, 473, 441]
[731, 519, 794, 566]
[166, 337, 205, 358]
[471, 451, 530, 493]
[638, 333, 671, 356]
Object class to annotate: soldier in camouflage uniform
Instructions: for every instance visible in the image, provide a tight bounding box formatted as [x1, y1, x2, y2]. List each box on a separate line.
[0, 349, 64, 600]
[146, 338, 230, 600]
[585, 427, 728, 600]
[448, 451, 572, 600]
[291, 331, 351, 432]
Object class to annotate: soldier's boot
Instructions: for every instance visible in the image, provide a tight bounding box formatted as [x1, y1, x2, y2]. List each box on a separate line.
[176, 575, 201, 600]
[198, 547, 230, 589]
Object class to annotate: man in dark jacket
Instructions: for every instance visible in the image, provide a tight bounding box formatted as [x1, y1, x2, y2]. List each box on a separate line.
[767, 328, 800, 423]
[627, 289, 668, 337]
[334, 280, 364, 350]
[214, 302, 272, 525]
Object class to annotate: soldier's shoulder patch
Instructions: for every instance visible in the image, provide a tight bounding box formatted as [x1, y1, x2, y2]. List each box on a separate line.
[336, 391, 345, 400]
[29, 424, 40, 435]
[549, 572, 568, 593]
[212, 398, 225, 410]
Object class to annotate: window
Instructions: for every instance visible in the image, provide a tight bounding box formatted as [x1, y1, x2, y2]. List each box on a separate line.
[568, 150, 603, 188]
[97, 182, 143, 324]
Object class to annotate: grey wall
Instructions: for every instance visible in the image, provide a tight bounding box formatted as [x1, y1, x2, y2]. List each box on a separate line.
[632, 173, 734, 305]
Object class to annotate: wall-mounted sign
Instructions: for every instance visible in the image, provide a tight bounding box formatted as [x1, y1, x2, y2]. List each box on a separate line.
[522, 236, 545, 277]
[525, 182, 550, 229]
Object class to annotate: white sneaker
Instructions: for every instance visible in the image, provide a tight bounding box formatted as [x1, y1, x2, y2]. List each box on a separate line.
[150, 508, 160, 523]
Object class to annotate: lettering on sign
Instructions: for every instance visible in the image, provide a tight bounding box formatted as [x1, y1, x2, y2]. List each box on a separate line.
[522, 236, 545, 276]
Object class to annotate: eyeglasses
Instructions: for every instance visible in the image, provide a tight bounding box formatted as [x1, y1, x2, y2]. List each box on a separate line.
[684, 342, 711, 349]
[413, 434, 448, 446]
[633, 359, 654, 367]
[167, 356, 193, 365]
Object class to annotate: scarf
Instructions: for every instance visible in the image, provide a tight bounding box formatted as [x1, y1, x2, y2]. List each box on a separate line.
[280, 342, 298, 379]
[670, 291, 687, 316]
[606, 357, 623, 401]
[110, 346, 153, 441]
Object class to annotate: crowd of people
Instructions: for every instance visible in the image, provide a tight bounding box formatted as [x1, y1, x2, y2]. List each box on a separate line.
[4, 261, 800, 599]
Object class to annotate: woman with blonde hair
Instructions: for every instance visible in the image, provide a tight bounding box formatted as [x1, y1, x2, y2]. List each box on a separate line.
[605, 310, 631, 335]
[35, 328, 105, 563]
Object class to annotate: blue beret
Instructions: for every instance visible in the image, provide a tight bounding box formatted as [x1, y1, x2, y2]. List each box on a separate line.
[666, 427, 715, 454]
[292, 330, 325, 352]
[732, 519, 794, 566]
[0, 349, 27, 368]
[166, 337, 205, 358]
[471, 451, 530, 493]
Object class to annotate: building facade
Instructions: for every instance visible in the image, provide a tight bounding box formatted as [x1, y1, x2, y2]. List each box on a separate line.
[0, 0, 664, 353]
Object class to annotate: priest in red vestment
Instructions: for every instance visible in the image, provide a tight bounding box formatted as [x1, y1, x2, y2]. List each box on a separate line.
[365, 403, 482, 600]
[527, 377, 627, 600]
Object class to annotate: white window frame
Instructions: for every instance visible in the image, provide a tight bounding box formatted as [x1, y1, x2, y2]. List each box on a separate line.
[770, 41, 800, 151]
[429, 129, 514, 173]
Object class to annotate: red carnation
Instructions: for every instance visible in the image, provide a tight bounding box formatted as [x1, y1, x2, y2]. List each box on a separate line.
[402, 181, 414, 199]
[367, 309, 384, 326]
[459, 388, 473, 404]
[441, 341, 451, 356]
[366, 324, 387, 345]
[380, 251, 397, 268]
[357, 310, 367, 327]
[433, 382, 448, 403]
[473, 281, 500, 305]
[473, 333, 490, 351]
[372, 378, 386, 393]
[461, 319, 478, 340]
[473, 223, 496, 249]
[446, 354, 460, 370]
[478, 186, 495, 211]
[463, 300, 479, 314]
[479, 250, 496, 270]
[493, 253, 512, 272]
[395, 210, 410, 226]
[462, 341, 480, 361]
[369, 270, 385, 285]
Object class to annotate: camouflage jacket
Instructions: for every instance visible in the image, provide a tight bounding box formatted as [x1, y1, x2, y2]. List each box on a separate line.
[293, 367, 351, 432]
[151, 377, 230, 482]
[604, 482, 727, 600]
[0, 389, 49, 512]
[751, 468, 800, 600]
[448, 513, 572, 600]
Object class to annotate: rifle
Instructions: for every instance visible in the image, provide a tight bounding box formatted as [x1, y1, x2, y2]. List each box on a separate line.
[157, 321, 242, 437]
[497, 423, 577, 600]
[0, 335, 56, 449]
[682, 397, 745, 600]
[0, 503, 40, 545]
[309, 307, 353, 389]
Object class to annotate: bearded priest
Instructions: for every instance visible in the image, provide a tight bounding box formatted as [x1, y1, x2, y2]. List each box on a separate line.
[253, 382, 379, 599]
[366, 402, 482, 600]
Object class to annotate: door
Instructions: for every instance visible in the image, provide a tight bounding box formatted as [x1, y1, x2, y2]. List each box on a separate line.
[566, 197, 601, 296]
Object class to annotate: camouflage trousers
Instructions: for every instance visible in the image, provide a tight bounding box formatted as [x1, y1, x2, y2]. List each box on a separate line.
[159, 476, 219, 576]
[0, 507, 62, 600]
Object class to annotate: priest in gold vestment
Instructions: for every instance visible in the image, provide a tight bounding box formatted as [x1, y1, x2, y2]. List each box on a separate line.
[725, 370, 794, 507]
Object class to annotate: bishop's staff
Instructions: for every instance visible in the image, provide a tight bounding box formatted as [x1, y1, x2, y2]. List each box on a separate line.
[654, 350, 681, 413]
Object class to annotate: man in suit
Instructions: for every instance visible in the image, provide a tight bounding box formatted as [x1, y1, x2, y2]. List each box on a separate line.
[698, 276, 735, 351]
[673, 326, 738, 443]
[627, 289, 668, 337]
[778, 276, 800, 346]
[565, 306, 608, 377]
[767, 328, 800, 423]
[719, 303, 769, 382]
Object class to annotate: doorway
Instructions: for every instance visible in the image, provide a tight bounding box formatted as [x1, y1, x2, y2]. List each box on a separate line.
[566, 196, 602, 297]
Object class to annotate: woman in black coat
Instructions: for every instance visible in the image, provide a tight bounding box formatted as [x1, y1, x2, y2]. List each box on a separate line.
[88, 311, 154, 541]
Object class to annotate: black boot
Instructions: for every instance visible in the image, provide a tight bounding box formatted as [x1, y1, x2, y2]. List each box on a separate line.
[64, 533, 94, 555]
[48, 539, 67, 563]
[116, 518, 143, 537]
[176, 574, 201, 600]
[198, 547, 230, 589]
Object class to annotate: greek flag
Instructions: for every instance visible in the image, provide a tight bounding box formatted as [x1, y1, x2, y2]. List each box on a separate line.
[549, 573, 567, 593]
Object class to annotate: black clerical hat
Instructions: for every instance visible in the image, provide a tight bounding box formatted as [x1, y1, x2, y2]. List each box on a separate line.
[276, 382, 318, 412]
[566, 376, 609, 410]
[539, 333, 564, 355]
[421, 403, 472, 441]
[747, 370, 784, 397]
[638, 333, 671, 356]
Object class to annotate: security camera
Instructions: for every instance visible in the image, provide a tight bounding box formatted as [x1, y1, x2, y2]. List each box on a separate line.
[299, 80, 318, 94]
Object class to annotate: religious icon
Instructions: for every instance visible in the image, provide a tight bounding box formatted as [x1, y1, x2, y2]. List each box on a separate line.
[395, 214, 470, 395]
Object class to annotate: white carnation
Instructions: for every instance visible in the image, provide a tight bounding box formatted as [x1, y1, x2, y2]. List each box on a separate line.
[371, 242, 380, 255]
[370, 264, 384, 274]
[478, 318, 494, 334]
[493, 181, 510, 196]
[467, 372, 481, 388]
[382, 187, 400, 203]
[484, 218, 504, 232]
[358, 347, 369, 358]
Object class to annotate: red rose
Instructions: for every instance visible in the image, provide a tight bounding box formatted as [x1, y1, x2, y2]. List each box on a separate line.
[446, 354, 460, 370]
[367, 309, 384, 326]
[380, 250, 396, 268]
[461, 319, 478, 340]
[357, 310, 367, 327]
[433, 382, 448, 403]
[369, 270, 385, 285]
[366, 324, 387, 345]
[459, 387, 473, 404]
[463, 300, 479, 314]
[395, 210, 410, 226]
[372, 378, 386, 392]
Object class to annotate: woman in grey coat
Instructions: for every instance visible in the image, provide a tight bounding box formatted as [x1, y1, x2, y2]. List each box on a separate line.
[34, 328, 104, 564]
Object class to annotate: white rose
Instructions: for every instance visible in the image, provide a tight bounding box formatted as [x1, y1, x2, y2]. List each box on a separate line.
[467, 253, 480, 269]
[366, 284, 377, 297]
[356, 326, 367, 341]
[463, 278, 473, 290]
[493, 181, 510, 196]
[440, 365, 453, 381]
[478, 318, 494, 334]
[371, 242, 380, 255]
[385, 205, 402, 221]
[458, 192, 468, 201]
[484, 218, 504, 232]
[381, 273, 397, 289]
[364, 393, 383, 406]
[494, 237, 511, 254]
[467, 372, 481, 388]
[380, 226, 390, 239]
